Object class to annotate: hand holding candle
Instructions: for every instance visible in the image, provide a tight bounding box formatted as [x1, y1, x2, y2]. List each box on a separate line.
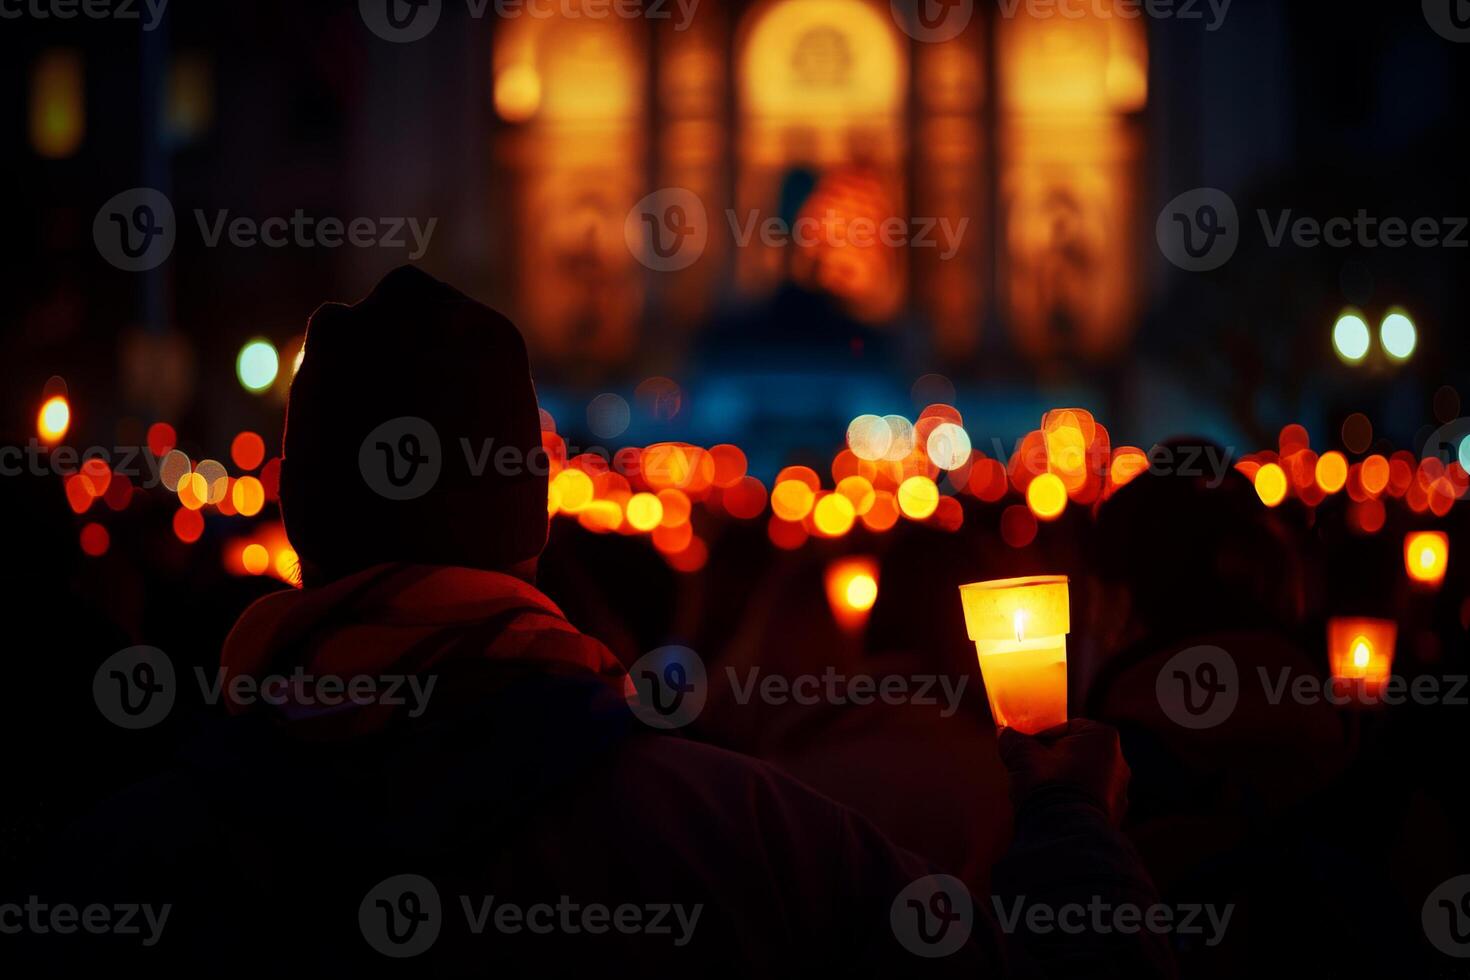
[959, 575, 1070, 735]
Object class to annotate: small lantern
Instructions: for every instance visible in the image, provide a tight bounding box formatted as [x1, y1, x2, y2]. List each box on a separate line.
[1404, 531, 1449, 588]
[825, 557, 878, 634]
[1327, 617, 1396, 699]
[959, 575, 1070, 735]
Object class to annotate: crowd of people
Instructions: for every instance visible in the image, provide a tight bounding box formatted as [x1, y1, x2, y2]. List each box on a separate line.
[3, 268, 1466, 975]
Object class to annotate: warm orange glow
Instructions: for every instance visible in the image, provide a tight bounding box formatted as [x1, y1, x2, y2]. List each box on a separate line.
[178, 472, 209, 511]
[172, 507, 204, 544]
[31, 50, 84, 159]
[656, 488, 692, 527]
[896, 476, 939, 520]
[834, 475, 876, 515]
[242, 543, 270, 575]
[665, 536, 708, 574]
[1255, 463, 1288, 507]
[1315, 451, 1348, 494]
[1109, 448, 1149, 489]
[38, 396, 70, 443]
[231, 431, 266, 471]
[709, 445, 748, 488]
[625, 492, 664, 532]
[1026, 473, 1068, 521]
[1361, 455, 1390, 496]
[825, 557, 879, 633]
[1404, 531, 1449, 586]
[551, 468, 594, 514]
[959, 576, 1070, 735]
[1327, 617, 1396, 698]
[232, 476, 266, 518]
[723, 477, 768, 521]
[79, 458, 112, 499]
[64, 475, 92, 515]
[652, 520, 693, 554]
[771, 479, 816, 522]
[494, 64, 543, 122]
[740, 1, 905, 120]
[812, 492, 856, 537]
[767, 516, 808, 551]
[1042, 409, 1094, 493]
[578, 499, 624, 534]
[860, 491, 900, 532]
[274, 547, 300, 585]
[147, 422, 177, 457]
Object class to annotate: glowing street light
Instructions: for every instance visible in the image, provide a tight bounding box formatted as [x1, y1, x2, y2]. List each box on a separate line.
[37, 395, 70, 442]
[237, 339, 279, 393]
[1380, 311, 1417, 362]
[1332, 312, 1370, 364]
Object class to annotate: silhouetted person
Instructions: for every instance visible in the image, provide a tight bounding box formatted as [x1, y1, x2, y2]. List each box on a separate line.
[20, 268, 1170, 976]
[1086, 441, 1382, 975]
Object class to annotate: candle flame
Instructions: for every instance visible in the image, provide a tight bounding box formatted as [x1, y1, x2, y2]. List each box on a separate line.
[1014, 608, 1026, 643]
[1352, 639, 1371, 670]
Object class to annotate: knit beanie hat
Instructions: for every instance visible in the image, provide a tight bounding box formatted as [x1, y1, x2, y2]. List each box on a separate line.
[280, 266, 548, 584]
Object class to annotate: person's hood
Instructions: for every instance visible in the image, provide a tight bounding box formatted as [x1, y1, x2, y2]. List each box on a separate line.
[220, 562, 623, 734]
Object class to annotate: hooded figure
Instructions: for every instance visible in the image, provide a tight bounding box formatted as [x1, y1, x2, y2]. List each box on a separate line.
[21, 268, 1170, 977]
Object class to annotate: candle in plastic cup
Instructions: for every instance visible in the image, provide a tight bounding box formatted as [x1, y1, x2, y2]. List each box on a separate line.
[959, 575, 1069, 735]
[1327, 617, 1396, 699]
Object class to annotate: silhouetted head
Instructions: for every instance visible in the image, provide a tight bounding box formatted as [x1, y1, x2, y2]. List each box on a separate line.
[1091, 437, 1303, 651]
[280, 266, 547, 586]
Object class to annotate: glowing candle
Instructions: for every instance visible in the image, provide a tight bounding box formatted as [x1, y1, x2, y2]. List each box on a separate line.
[959, 575, 1069, 735]
[1327, 617, 1396, 699]
[1404, 531, 1448, 587]
[825, 557, 878, 634]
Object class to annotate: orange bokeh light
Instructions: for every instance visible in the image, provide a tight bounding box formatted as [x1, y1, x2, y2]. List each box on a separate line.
[1404, 531, 1448, 586]
[824, 557, 879, 632]
[1026, 472, 1068, 521]
[1254, 463, 1288, 507]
